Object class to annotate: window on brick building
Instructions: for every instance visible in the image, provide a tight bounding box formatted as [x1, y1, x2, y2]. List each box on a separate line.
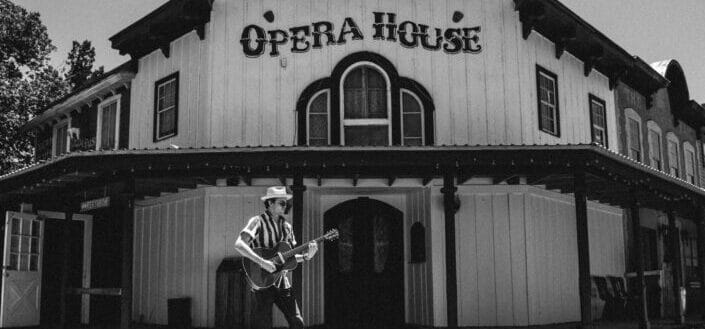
[625, 108, 643, 162]
[667, 133, 680, 177]
[647, 121, 663, 171]
[684, 142, 696, 184]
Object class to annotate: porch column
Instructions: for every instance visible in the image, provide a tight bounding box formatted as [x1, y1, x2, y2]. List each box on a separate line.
[121, 178, 135, 329]
[60, 210, 73, 329]
[667, 208, 684, 324]
[442, 172, 457, 328]
[291, 174, 305, 306]
[630, 199, 650, 329]
[697, 206, 705, 318]
[573, 169, 591, 327]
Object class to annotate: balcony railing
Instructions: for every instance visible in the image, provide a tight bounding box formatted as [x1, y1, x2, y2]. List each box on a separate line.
[70, 137, 96, 152]
[35, 138, 52, 162]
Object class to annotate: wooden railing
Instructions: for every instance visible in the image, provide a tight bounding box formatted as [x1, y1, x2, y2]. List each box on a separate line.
[35, 138, 52, 161]
[70, 137, 96, 152]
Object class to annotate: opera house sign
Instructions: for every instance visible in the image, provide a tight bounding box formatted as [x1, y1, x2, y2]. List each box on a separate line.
[240, 11, 482, 57]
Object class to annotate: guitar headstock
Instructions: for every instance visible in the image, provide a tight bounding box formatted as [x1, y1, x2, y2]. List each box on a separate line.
[323, 229, 339, 241]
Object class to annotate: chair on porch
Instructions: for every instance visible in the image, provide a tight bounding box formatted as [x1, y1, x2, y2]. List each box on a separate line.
[591, 276, 606, 321]
[606, 276, 628, 318]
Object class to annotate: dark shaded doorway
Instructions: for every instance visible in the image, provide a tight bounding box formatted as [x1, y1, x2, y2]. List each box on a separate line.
[324, 197, 404, 329]
[41, 218, 83, 328]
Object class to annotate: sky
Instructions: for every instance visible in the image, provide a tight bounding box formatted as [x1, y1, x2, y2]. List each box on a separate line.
[12, 0, 705, 103]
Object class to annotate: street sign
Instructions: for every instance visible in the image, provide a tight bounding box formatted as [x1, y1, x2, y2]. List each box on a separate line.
[80, 196, 110, 212]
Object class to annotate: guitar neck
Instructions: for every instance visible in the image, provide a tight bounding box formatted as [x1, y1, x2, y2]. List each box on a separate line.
[281, 235, 327, 259]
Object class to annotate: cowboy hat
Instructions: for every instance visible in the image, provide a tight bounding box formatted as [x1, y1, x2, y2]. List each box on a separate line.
[261, 186, 293, 201]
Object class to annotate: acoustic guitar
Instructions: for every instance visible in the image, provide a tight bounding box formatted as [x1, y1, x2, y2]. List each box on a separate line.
[242, 229, 339, 289]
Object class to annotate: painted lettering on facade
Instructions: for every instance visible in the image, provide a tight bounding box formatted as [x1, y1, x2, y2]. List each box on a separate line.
[240, 12, 482, 57]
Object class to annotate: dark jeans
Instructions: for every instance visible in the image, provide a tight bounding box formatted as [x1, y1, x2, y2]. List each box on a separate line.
[252, 287, 304, 329]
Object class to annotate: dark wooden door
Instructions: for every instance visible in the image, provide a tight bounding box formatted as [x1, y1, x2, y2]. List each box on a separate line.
[324, 197, 404, 329]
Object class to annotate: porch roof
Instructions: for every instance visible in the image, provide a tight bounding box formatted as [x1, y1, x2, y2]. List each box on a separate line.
[1, 144, 703, 219]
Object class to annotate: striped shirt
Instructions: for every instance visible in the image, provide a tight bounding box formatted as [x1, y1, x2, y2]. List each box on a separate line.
[240, 211, 297, 288]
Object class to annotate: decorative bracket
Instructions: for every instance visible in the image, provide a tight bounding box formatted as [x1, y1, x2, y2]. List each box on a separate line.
[195, 24, 206, 40]
[555, 25, 576, 60]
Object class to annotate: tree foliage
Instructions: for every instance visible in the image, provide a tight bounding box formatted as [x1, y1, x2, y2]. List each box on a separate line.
[0, 0, 68, 173]
[65, 40, 104, 91]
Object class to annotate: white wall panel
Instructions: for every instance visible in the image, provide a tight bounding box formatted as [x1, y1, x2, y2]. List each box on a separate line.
[454, 186, 624, 326]
[133, 191, 206, 326]
[130, 0, 616, 150]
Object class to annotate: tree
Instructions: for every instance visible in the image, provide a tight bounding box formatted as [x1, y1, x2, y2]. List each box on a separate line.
[65, 40, 104, 91]
[0, 0, 68, 173]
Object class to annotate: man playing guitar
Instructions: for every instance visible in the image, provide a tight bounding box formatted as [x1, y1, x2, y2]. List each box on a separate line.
[234, 186, 318, 329]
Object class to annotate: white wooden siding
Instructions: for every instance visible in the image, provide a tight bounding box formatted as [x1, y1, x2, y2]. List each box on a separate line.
[130, 30, 210, 149]
[305, 186, 435, 326]
[132, 182, 624, 328]
[133, 191, 206, 326]
[131, 0, 617, 151]
[133, 184, 437, 327]
[450, 185, 624, 326]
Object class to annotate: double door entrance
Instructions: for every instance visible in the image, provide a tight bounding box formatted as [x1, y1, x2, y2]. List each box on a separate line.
[323, 198, 404, 329]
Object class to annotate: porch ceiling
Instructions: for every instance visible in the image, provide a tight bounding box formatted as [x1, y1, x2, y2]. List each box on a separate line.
[1, 144, 703, 219]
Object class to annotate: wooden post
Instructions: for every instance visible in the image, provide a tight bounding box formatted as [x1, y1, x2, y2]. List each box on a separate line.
[121, 178, 135, 329]
[81, 218, 93, 324]
[573, 169, 591, 327]
[291, 174, 305, 307]
[60, 210, 73, 329]
[666, 208, 684, 324]
[442, 172, 457, 328]
[697, 206, 705, 319]
[630, 200, 650, 329]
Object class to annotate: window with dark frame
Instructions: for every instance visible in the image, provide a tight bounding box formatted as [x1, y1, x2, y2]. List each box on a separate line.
[307, 90, 330, 145]
[685, 147, 696, 184]
[154, 72, 179, 141]
[668, 139, 680, 177]
[588, 95, 607, 147]
[99, 99, 119, 150]
[536, 66, 559, 136]
[54, 123, 68, 156]
[401, 90, 424, 146]
[648, 129, 663, 170]
[628, 118, 641, 162]
[297, 54, 436, 147]
[343, 66, 389, 146]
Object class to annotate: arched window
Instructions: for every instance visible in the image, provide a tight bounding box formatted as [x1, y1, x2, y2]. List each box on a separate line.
[646, 121, 663, 171]
[296, 52, 435, 146]
[624, 108, 643, 162]
[666, 132, 681, 177]
[341, 64, 391, 146]
[307, 90, 330, 145]
[401, 90, 424, 146]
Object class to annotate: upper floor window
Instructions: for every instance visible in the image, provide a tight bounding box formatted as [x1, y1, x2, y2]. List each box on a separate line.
[646, 121, 663, 171]
[154, 72, 179, 141]
[297, 52, 435, 147]
[401, 90, 425, 146]
[341, 64, 390, 146]
[53, 119, 69, 157]
[536, 66, 559, 136]
[667, 132, 680, 177]
[97, 95, 121, 150]
[588, 94, 607, 147]
[684, 142, 696, 184]
[624, 108, 642, 162]
[307, 90, 330, 146]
